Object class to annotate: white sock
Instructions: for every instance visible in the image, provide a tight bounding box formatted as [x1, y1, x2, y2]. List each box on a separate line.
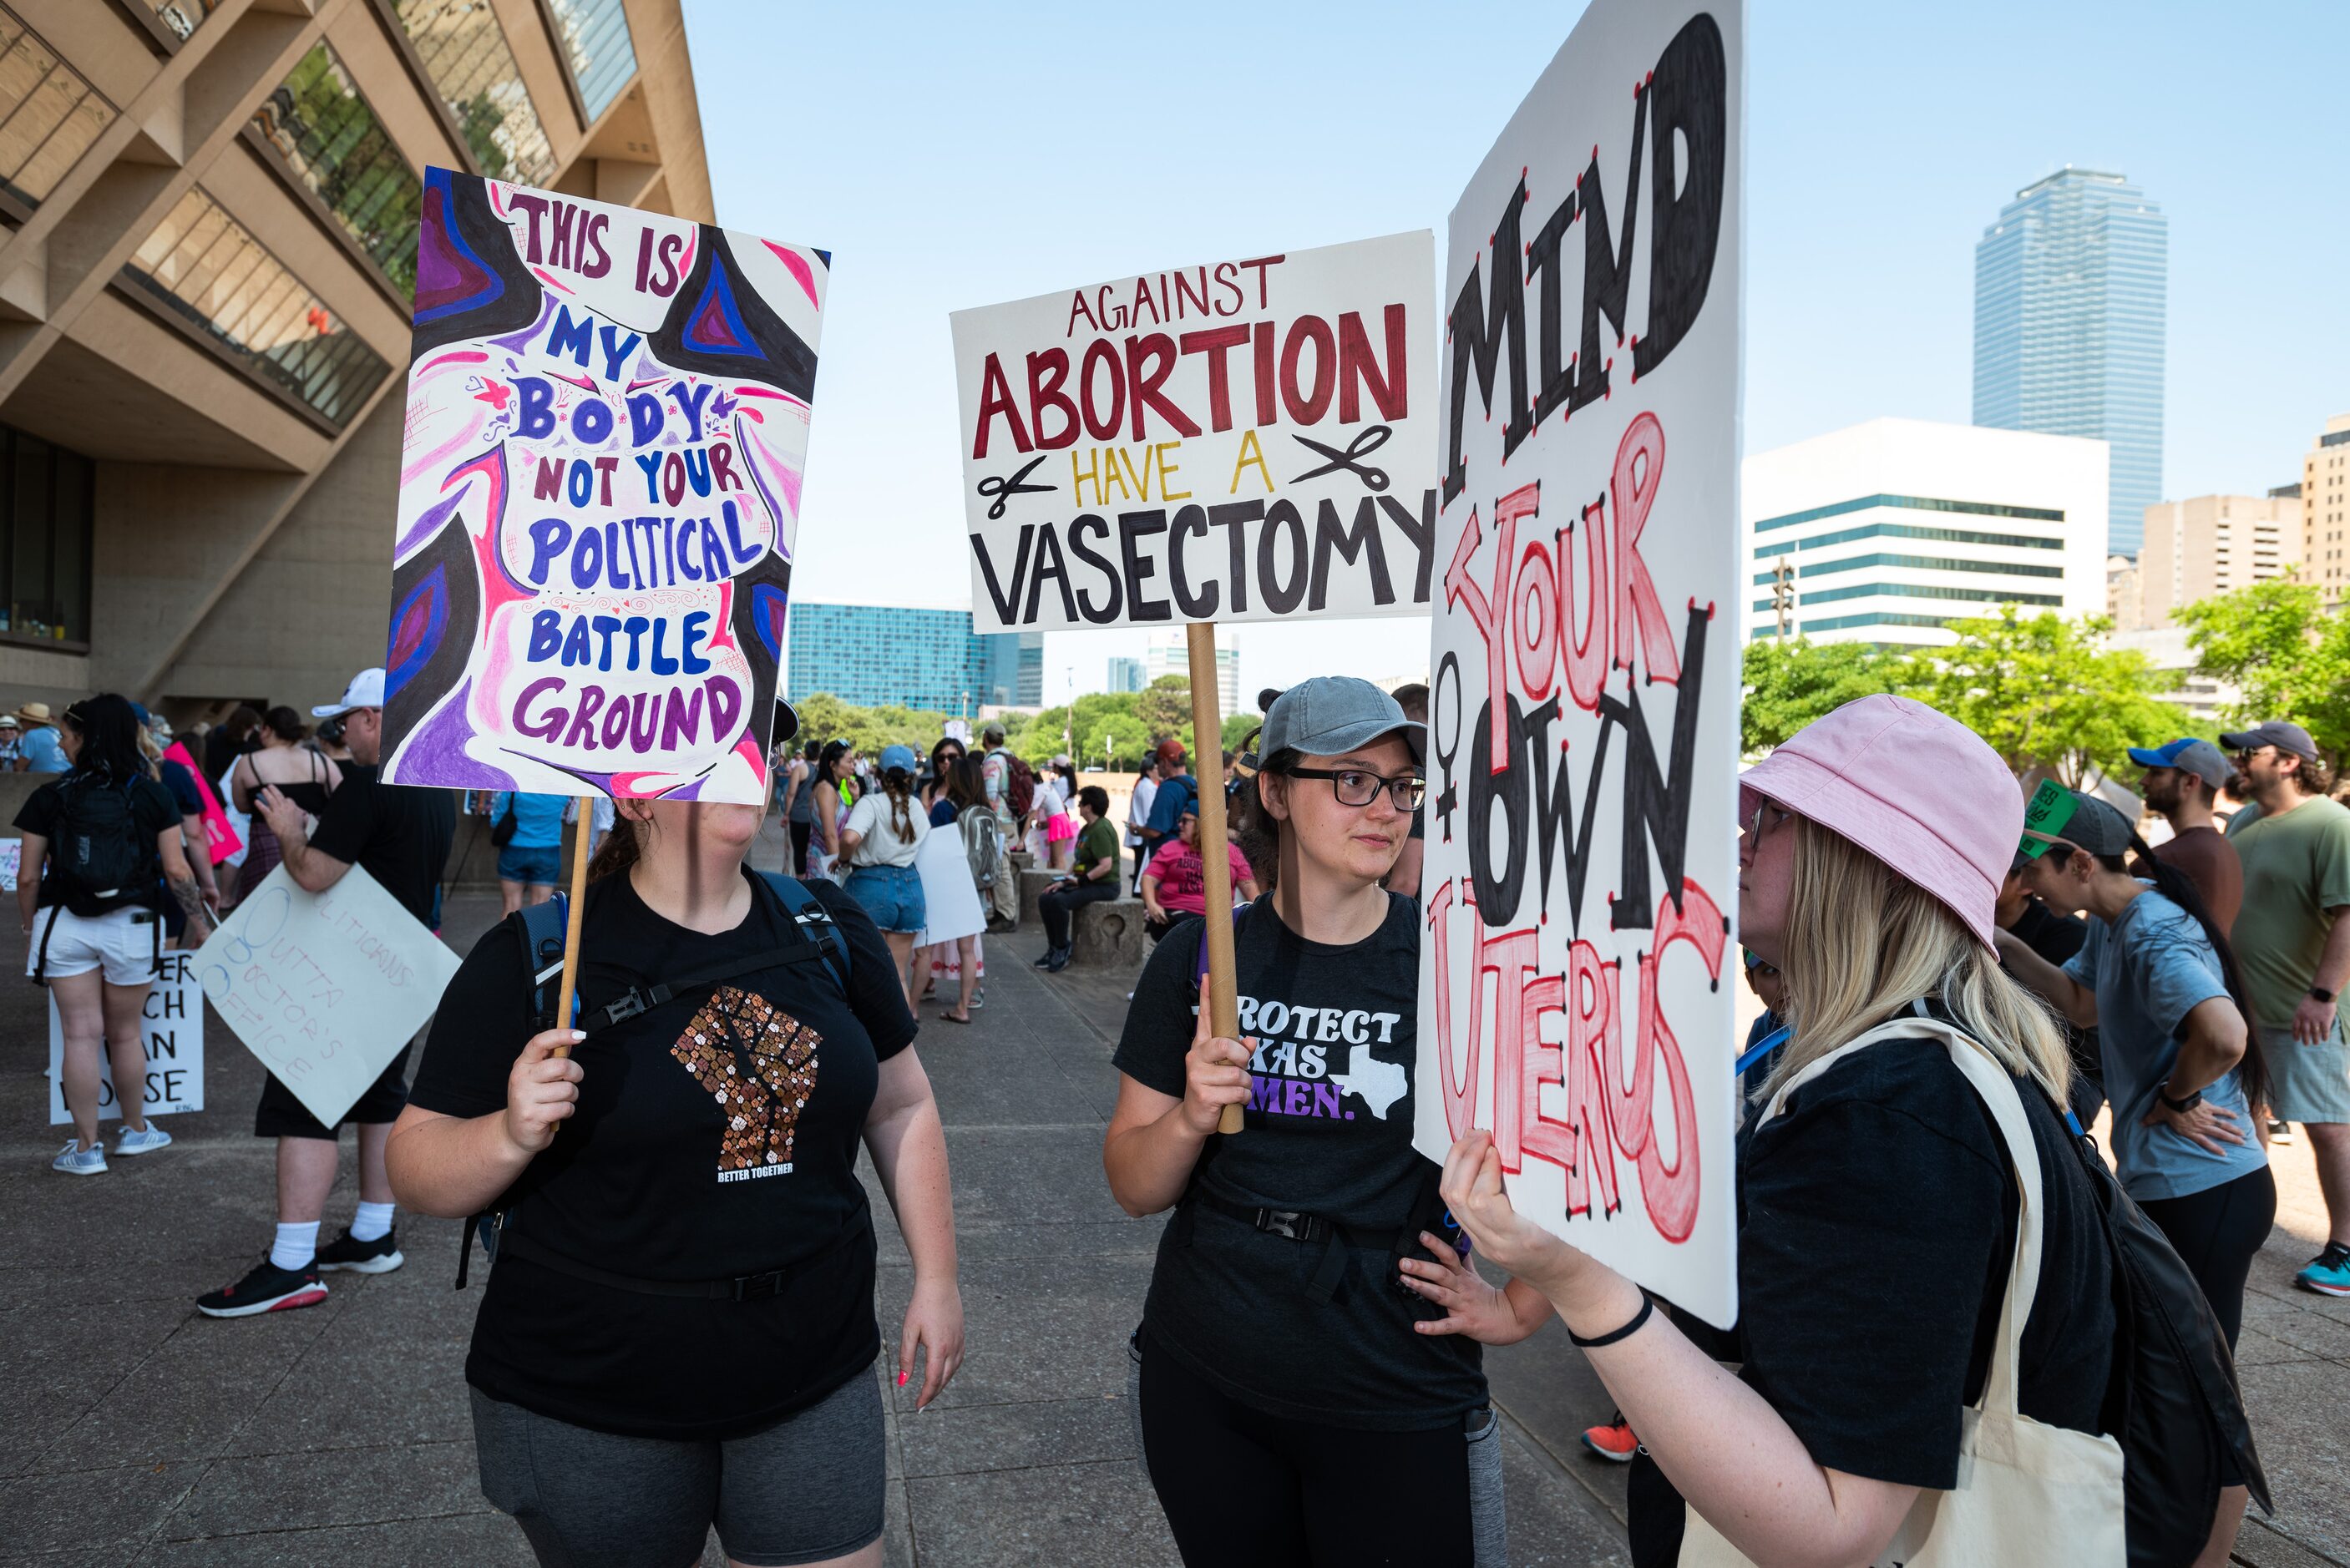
[350, 1201, 396, 1243]
[271, 1221, 320, 1272]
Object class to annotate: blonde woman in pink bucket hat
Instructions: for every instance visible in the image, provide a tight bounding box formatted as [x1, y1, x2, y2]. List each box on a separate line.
[1411, 696, 2156, 1566]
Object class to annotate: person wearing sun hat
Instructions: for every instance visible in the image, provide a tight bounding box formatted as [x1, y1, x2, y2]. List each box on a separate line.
[13, 700, 68, 773]
[2130, 736, 2243, 934]
[1423, 694, 2134, 1566]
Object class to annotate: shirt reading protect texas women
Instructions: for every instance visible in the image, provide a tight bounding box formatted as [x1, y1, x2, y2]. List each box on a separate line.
[1114, 895, 1485, 1429]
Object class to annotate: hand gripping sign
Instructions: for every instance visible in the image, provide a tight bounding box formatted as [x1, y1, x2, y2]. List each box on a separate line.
[1413, 0, 1746, 1327]
[956, 234, 1437, 1130]
[379, 168, 828, 807]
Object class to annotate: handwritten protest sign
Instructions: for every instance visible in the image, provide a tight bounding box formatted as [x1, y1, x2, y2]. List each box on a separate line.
[47, 953, 203, 1121]
[0, 839, 17, 893]
[1412, 0, 1745, 1326]
[956, 233, 1435, 632]
[380, 168, 828, 804]
[195, 865, 461, 1129]
[911, 827, 986, 950]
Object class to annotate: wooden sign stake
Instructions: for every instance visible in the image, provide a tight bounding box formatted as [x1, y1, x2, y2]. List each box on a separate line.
[549, 817, 593, 1059]
[1185, 622, 1245, 1136]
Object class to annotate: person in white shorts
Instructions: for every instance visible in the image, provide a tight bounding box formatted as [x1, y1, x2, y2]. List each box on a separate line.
[13, 695, 212, 1174]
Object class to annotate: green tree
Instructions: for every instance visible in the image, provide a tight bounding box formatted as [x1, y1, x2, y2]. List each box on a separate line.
[2176, 579, 2350, 765]
[1136, 674, 1193, 745]
[1740, 637, 1898, 756]
[1902, 608, 2185, 786]
[1221, 710, 1263, 752]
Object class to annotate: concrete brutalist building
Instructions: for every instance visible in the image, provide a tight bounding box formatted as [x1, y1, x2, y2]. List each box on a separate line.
[0, 0, 712, 720]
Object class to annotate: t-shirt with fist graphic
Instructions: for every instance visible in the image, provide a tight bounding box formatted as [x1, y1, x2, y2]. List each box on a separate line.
[410, 867, 916, 1439]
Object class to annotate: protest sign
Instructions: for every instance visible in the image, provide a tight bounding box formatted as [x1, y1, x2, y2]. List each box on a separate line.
[379, 168, 828, 805]
[955, 232, 1436, 634]
[1412, 0, 1745, 1326]
[47, 953, 203, 1121]
[164, 740, 241, 863]
[910, 827, 986, 950]
[0, 839, 17, 893]
[195, 865, 461, 1129]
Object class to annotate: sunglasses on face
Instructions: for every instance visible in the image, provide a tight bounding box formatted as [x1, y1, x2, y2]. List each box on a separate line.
[1285, 766, 1426, 811]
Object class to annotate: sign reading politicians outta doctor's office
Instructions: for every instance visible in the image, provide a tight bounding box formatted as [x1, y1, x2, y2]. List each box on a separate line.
[956, 234, 1436, 632]
[380, 169, 828, 804]
[1413, 0, 1745, 1327]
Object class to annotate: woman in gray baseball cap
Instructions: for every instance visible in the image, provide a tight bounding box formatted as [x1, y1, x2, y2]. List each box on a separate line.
[1104, 676, 1527, 1566]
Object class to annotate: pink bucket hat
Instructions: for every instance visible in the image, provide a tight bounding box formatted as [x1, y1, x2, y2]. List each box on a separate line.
[1739, 694, 2020, 951]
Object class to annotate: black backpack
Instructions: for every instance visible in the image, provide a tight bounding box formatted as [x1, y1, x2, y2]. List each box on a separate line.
[46, 772, 156, 918]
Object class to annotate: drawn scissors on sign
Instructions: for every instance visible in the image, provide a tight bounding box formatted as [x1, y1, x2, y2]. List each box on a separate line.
[976, 454, 1056, 520]
[1289, 424, 1392, 492]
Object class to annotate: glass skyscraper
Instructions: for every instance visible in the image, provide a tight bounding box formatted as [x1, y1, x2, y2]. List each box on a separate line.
[1973, 168, 2166, 554]
[786, 603, 1041, 715]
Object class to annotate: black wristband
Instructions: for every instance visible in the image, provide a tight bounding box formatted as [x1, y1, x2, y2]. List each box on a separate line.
[1569, 1294, 1654, 1349]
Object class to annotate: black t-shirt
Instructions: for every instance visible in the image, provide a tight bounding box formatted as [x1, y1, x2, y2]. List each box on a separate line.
[159, 759, 204, 818]
[1112, 895, 1484, 1429]
[408, 869, 919, 1439]
[13, 771, 180, 910]
[1628, 1035, 2115, 1565]
[306, 769, 454, 925]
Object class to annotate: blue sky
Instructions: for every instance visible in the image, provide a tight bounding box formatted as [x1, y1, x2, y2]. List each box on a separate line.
[681, 0, 2349, 708]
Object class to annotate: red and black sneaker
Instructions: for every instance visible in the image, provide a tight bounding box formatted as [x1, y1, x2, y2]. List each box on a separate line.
[196, 1257, 328, 1318]
[1580, 1414, 1639, 1463]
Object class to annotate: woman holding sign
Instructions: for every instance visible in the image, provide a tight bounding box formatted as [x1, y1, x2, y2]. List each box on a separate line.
[389, 771, 963, 1568]
[1104, 678, 1529, 1568]
[1418, 697, 2157, 1567]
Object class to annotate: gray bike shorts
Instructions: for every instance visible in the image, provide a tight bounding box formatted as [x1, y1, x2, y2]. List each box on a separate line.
[470, 1368, 885, 1567]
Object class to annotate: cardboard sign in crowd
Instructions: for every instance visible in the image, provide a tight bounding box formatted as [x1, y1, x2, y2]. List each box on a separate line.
[1411, 0, 1745, 1326]
[377, 169, 829, 805]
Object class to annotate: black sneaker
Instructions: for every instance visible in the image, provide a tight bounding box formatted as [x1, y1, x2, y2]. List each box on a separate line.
[1033, 946, 1061, 969]
[197, 1257, 328, 1318]
[316, 1227, 404, 1275]
[1044, 948, 1072, 974]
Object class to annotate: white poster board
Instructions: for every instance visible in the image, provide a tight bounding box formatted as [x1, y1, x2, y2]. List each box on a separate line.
[955, 232, 1436, 632]
[47, 952, 204, 1121]
[911, 827, 986, 948]
[194, 865, 461, 1129]
[1414, 0, 1745, 1327]
[0, 839, 18, 892]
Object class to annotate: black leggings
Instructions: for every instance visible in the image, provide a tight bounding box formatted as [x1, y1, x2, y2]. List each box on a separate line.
[1138, 1333, 1471, 1568]
[1039, 878, 1117, 948]
[788, 820, 812, 876]
[2137, 1165, 2277, 1350]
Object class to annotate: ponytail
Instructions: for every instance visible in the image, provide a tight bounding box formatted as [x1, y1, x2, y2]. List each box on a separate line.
[2115, 835, 2270, 1113]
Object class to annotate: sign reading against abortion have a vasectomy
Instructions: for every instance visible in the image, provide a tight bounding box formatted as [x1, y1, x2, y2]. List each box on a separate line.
[380, 168, 828, 803]
[47, 953, 203, 1122]
[1414, 0, 1746, 1328]
[956, 233, 1436, 632]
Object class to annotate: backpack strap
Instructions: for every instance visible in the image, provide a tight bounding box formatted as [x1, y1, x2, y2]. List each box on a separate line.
[517, 893, 575, 1033]
[756, 872, 849, 998]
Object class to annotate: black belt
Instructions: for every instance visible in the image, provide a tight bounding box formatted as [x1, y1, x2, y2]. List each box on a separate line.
[494, 1209, 869, 1302]
[1182, 1190, 1402, 1302]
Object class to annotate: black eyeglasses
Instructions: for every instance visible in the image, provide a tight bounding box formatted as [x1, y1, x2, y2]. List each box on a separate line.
[1286, 766, 1426, 811]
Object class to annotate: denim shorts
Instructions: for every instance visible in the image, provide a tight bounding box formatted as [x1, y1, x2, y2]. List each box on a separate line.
[844, 864, 925, 934]
[498, 843, 562, 886]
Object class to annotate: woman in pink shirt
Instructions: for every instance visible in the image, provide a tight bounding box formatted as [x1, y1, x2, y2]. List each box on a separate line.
[1141, 802, 1261, 944]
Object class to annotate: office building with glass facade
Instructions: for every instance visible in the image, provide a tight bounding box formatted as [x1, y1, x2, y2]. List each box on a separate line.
[1741, 418, 2109, 650]
[1973, 167, 2166, 554]
[0, 0, 706, 715]
[785, 603, 1042, 716]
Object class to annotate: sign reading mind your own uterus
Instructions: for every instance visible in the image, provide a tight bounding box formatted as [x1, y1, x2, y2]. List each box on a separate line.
[379, 168, 829, 803]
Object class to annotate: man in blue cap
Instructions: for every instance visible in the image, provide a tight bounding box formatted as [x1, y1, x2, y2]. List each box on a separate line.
[2130, 737, 2241, 935]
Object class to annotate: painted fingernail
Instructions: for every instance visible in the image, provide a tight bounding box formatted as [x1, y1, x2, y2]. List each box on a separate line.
[570, 1030, 585, 1040]
[897, 1371, 909, 1387]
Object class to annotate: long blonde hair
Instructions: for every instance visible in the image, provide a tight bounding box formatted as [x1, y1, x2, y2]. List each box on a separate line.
[1761, 815, 2071, 1106]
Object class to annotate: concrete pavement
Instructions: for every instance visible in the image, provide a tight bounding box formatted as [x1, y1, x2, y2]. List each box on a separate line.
[0, 863, 2343, 1565]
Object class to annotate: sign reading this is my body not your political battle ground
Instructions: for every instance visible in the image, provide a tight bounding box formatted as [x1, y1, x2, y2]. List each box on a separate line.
[381, 169, 828, 802]
[1414, 0, 1745, 1326]
[957, 232, 1436, 631]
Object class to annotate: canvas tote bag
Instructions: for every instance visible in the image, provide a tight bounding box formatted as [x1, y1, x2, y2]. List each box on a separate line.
[1679, 1016, 2126, 1568]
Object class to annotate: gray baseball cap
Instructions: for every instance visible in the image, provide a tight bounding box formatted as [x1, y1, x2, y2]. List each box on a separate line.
[2218, 720, 2317, 763]
[1258, 676, 1423, 763]
[2014, 781, 2135, 868]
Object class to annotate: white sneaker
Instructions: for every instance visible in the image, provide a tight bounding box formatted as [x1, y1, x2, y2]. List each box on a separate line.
[115, 1125, 174, 1156]
[51, 1140, 108, 1176]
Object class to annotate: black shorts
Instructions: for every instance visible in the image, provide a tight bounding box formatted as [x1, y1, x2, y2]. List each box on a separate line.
[254, 1047, 413, 1140]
